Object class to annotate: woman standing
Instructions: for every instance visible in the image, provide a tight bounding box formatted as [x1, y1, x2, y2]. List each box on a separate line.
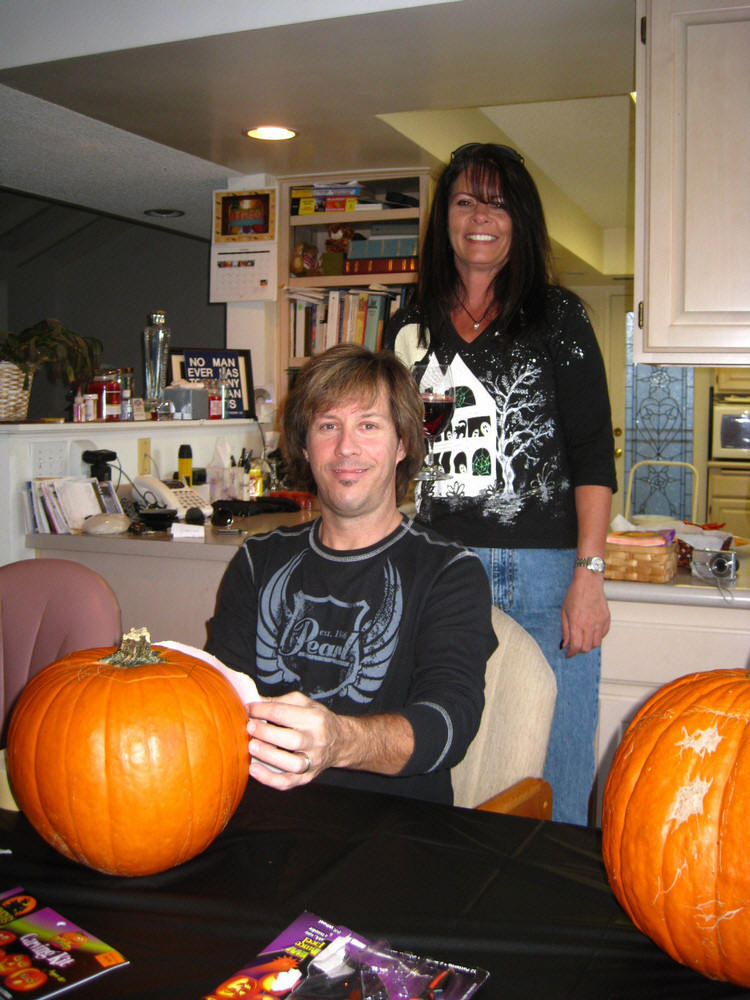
[384, 142, 616, 825]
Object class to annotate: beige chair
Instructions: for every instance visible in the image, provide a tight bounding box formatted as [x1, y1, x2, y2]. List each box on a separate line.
[452, 606, 557, 819]
[0, 558, 122, 741]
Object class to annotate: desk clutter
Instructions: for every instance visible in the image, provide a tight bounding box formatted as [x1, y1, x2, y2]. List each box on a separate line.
[205, 912, 488, 1000]
[607, 516, 746, 585]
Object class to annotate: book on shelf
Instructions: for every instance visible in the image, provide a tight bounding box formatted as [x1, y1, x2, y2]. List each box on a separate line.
[0, 886, 128, 997]
[38, 480, 69, 533]
[353, 291, 370, 345]
[363, 292, 388, 351]
[286, 286, 402, 359]
[26, 480, 49, 534]
[344, 256, 418, 275]
[291, 183, 361, 198]
[26, 478, 124, 534]
[341, 290, 360, 345]
[347, 235, 419, 260]
[294, 195, 359, 215]
[325, 289, 342, 350]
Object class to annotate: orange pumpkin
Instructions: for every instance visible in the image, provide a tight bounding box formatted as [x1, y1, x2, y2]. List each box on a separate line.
[601, 668, 750, 987]
[7, 632, 249, 877]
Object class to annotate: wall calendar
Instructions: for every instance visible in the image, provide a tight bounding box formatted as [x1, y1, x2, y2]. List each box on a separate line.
[210, 187, 277, 302]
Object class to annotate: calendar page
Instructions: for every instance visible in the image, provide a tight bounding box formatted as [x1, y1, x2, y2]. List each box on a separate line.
[209, 244, 277, 302]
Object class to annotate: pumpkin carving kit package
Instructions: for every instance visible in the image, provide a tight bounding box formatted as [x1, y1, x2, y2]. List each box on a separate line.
[0, 887, 127, 997]
[204, 912, 489, 999]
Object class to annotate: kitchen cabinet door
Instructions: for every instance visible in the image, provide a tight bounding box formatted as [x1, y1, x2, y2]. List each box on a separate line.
[707, 465, 750, 537]
[634, 0, 750, 365]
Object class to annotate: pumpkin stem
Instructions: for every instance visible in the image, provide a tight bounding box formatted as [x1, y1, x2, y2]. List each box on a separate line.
[100, 627, 163, 666]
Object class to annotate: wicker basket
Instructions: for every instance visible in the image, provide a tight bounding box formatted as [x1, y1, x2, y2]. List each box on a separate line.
[0, 362, 33, 421]
[604, 540, 678, 583]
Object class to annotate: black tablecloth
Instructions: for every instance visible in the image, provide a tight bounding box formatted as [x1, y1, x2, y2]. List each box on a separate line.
[1, 783, 746, 999]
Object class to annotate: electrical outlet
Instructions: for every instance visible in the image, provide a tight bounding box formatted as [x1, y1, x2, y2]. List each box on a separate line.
[31, 440, 68, 477]
[137, 438, 151, 476]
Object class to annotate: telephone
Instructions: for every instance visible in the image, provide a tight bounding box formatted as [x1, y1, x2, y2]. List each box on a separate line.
[132, 475, 213, 521]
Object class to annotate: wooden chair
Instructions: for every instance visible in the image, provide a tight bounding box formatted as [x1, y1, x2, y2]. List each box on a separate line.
[452, 606, 556, 819]
[0, 558, 122, 741]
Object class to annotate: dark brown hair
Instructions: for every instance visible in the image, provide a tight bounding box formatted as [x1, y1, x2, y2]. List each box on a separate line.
[418, 142, 553, 336]
[281, 343, 425, 503]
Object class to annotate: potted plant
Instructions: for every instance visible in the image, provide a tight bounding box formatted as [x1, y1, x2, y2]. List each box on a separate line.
[0, 318, 103, 421]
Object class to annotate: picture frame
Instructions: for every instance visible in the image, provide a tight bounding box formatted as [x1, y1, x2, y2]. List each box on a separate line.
[169, 347, 256, 419]
[213, 188, 276, 243]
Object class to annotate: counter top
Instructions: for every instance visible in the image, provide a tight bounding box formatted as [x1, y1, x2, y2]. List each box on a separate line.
[28, 516, 750, 610]
[605, 565, 750, 609]
[28, 511, 318, 563]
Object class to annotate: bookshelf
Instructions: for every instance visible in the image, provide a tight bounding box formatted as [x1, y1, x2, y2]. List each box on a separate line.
[276, 167, 432, 390]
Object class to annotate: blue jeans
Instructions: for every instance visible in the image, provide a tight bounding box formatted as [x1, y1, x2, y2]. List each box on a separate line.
[473, 547, 600, 826]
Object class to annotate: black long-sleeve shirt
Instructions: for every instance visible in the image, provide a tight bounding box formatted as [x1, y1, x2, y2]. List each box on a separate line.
[385, 286, 617, 549]
[208, 516, 495, 804]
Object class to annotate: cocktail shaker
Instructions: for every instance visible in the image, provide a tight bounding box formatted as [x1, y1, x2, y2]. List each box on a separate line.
[143, 310, 171, 403]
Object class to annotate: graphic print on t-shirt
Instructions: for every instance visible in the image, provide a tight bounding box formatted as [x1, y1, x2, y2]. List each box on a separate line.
[421, 353, 568, 524]
[256, 551, 402, 702]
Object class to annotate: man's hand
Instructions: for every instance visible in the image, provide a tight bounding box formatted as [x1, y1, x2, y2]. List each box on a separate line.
[246, 692, 414, 790]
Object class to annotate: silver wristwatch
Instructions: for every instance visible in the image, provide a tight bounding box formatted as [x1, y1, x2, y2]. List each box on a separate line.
[575, 556, 605, 574]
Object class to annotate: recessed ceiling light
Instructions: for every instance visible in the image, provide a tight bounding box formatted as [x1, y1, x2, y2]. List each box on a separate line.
[144, 208, 185, 218]
[245, 126, 296, 141]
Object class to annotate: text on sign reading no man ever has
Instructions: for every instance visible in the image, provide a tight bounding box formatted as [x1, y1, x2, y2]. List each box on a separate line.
[186, 354, 242, 414]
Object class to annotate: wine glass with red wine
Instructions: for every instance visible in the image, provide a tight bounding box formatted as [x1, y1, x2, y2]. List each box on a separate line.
[411, 359, 455, 481]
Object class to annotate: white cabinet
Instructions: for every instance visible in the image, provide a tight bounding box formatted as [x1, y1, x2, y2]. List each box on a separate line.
[634, 0, 750, 364]
[707, 464, 750, 537]
[594, 595, 750, 822]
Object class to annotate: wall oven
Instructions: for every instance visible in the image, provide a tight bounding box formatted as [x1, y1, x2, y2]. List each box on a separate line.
[711, 394, 750, 460]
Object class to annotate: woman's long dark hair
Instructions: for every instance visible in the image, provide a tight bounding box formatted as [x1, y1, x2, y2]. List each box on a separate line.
[416, 143, 553, 342]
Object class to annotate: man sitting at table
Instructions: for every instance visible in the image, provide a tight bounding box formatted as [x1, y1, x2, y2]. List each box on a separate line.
[207, 343, 496, 804]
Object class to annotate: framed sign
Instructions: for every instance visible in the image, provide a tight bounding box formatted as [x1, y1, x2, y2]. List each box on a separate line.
[169, 347, 256, 419]
[213, 188, 276, 243]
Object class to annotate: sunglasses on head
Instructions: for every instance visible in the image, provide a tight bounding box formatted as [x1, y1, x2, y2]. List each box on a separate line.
[450, 142, 524, 164]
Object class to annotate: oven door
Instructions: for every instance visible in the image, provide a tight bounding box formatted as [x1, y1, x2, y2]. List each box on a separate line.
[712, 399, 750, 460]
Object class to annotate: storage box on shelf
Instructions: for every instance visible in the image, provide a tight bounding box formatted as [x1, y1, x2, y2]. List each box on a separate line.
[276, 168, 432, 391]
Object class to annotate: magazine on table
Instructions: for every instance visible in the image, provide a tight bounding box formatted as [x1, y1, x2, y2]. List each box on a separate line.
[0, 887, 127, 998]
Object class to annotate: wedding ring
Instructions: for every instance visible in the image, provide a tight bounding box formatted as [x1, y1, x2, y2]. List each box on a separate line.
[298, 751, 311, 774]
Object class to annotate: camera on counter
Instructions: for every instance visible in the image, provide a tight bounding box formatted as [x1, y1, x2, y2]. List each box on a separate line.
[690, 547, 738, 583]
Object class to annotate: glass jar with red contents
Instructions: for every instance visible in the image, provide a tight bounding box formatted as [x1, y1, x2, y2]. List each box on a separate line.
[89, 369, 122, 421]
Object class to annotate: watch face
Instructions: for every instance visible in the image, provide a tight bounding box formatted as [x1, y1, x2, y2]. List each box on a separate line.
[577, 556, 605, 572]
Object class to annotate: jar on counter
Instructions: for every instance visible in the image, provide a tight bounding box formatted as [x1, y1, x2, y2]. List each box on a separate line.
[119, 367, 134, 420]
[206, 378, 227, 419]
[89, 369, 121, 421]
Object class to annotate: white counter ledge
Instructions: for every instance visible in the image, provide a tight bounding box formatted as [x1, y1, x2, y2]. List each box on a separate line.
[604, 568, 750, 609]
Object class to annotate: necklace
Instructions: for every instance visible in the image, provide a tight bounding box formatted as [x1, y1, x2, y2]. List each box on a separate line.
[457, 297, 493, 331]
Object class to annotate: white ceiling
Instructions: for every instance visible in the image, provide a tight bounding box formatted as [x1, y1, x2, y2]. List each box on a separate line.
[0, 0, 636, 281]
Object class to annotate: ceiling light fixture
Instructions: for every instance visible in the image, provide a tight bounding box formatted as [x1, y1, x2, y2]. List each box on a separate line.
[245, 126, 296, 141]
[144, 208, 185, 218]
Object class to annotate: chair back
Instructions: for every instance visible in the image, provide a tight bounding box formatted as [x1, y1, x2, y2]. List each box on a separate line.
[452, 606, 557, 809]
[0, 559, 122, 739]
